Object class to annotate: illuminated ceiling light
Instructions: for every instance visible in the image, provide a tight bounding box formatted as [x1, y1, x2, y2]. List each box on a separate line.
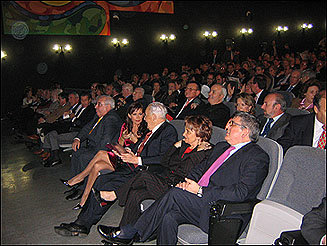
[276, 26, 283, 31]
[169, 34, 176, 40]
[53, 44, 61, 52]
[121, 39, 129, 45]
[160, 34, 167, 41]
[248, 28, 253, 34]
[240, 28, 247, 34]
[283, 26, 288, 31]
[203, 31, 210, 37]
[212, 31, 218, 37]
[64, 44, 72, 52]
[1, 50, 7, 59]
[301, 23, 308, 28]
[112, 38, 119, 45]
[308, 24, 313, 28]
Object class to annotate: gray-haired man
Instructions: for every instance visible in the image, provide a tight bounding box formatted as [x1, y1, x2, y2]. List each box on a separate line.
[54, 102, 178, 237]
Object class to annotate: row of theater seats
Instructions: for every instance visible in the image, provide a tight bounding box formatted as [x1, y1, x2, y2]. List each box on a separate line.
[140, 120, 326, 245]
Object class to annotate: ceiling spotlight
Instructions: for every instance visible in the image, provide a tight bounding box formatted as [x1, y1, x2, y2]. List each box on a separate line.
[240, 28, 247, 34]
[212, 31, 218, 37]
[169, 34, 176, 40]
[308, 24, 313, 28]
[64, 44, 72, 52]
[160, 34, 167, 41]
[283, 26, 288, 31]
[121, 39, 129, 45]
[53, 44, 61, 52]
[203, 31, 210, 37]
[112, 38, 119, 45]
[248, 28, 253, 34]
[1, 50, 7, 59]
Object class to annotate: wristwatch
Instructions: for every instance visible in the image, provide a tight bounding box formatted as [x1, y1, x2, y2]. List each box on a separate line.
[197, 186, 203, 198]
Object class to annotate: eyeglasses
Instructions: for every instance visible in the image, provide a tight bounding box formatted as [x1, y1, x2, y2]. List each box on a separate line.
[229, 120, 247, 129]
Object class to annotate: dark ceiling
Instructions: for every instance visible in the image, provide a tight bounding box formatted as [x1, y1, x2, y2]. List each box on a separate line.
[1, 1, 326, 113]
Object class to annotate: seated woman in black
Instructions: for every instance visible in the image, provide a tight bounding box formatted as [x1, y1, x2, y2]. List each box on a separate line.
[93, 115, 213, 227]
[61, 102, 147, 209]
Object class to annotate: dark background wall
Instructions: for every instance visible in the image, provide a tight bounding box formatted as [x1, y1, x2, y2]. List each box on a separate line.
[1, 1, 326, 115]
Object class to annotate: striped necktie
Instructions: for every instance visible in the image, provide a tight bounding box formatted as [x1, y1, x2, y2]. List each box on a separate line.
[89, 117, 103, 135]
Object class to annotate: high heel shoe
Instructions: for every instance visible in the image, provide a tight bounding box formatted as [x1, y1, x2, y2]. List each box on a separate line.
[72, 203, 83, 210]
[92, 188, 110, 207]
[60, 178, 84, 189]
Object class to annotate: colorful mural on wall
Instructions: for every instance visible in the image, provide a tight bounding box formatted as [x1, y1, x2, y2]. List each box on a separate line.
[2, 1, 174, 36]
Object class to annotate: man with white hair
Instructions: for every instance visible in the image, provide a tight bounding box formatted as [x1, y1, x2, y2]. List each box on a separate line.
[201, 84, 230, 128]
[54, 102, 178, 237]
[65, 95, 123, 200]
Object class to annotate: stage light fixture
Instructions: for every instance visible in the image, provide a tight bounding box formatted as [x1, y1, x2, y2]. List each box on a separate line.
[52, 44, 72, 54]
[1, 50, 7, 60]
[240, 28, 253, 34]
[212, 31, 218, 37]
[276, 26, 288, 32]
[301, 23, 313, 29]
[111, 38, 129, 48]
[160, 34, 175, 43]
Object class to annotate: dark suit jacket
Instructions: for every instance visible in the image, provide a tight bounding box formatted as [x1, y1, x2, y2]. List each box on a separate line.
[301, 197, 326, 245]
[201, 102, 230, 128]
[258, 113, 292, 141]
[174, 97, 205, 120]
[71, 104, 96, 130]
[280, 83, 303, 98]
[257, 90, 270, 105]
[136, 122, 178, 172]
[277, 113, 322, 153]
[188, 141, 269, 232]
[76, 109, 123, 153]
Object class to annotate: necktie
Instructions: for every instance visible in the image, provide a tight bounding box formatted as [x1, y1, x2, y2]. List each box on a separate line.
[175, 99, 191, 119]
[260, 118, 274, 137]
[317, 125, 326, 149]
[136, 131, 152, 157]
[198, 146, 236, 187]
[89, 117, 103, 135]
[286, 85, 294, 92]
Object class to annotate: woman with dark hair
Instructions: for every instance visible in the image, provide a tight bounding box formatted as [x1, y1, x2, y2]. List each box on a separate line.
[95, 84, 106, 97]
[235, 93, 256, 115]
[291, 79, 321, 113]
[60, 102, 147, 210]
[93, 115, 213, 227]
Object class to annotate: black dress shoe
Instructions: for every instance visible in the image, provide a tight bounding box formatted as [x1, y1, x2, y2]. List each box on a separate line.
[65, 188, 83, 201]
[60, 178, 84, 189]
[97, 225, 139, 245]
[97, 225, 120, 241]
[105, 234, 137, 245]
[92, 188, 110, 207]
[72, 203, 83, 210]
[54, 222, 89, 237]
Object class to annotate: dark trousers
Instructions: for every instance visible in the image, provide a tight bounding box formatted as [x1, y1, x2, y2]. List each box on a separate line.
[134, 187, 206, 245]
[117, 171, 169, 227]
[75, 165, 136, 230]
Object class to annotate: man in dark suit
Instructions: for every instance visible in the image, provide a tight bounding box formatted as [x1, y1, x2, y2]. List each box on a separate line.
[201, 84, 230, 128]
[280, 70, 303, 98]
[42, 92, 96, 167]
[99, 111, 269, 245]
[301, 197, 326, 245]
[248, 75, 269, 105]
[258, 93, 291, 141]
[65, 95, 123, 200]
[172, 81, 204, 120]
[54, 102, 178, 237]
[277, 93, 326, 153]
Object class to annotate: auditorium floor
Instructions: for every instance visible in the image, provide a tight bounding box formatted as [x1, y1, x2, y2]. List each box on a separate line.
[1, 118, 156, 245]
